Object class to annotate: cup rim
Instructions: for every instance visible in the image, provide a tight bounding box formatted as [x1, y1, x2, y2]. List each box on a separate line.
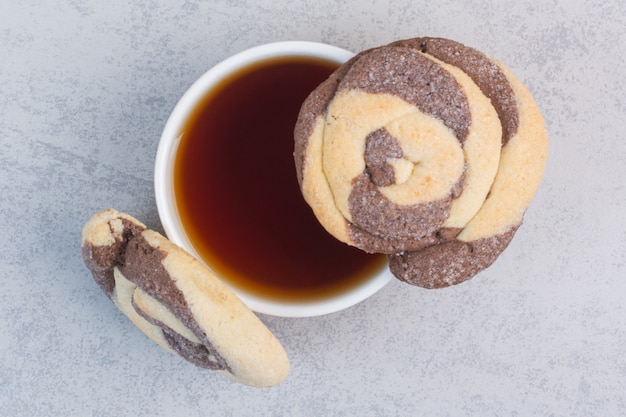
[154, 41, 393, 317]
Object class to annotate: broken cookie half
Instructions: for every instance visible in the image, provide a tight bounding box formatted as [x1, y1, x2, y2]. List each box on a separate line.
[81, 208, 289, 387]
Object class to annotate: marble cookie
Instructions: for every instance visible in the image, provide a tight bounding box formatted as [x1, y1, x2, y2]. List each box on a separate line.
[294, 37, 548, 288]
[81, 208, 289, 387]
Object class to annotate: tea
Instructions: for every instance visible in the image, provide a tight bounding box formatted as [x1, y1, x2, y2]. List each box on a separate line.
[174, 55, 386, 302]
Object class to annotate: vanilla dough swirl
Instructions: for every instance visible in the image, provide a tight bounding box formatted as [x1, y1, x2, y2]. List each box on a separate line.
[294, 37, 548, 288]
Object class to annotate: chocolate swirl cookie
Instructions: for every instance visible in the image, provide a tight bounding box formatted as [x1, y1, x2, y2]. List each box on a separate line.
[81, 208, 289, 387]
[294, 37, 548, 288]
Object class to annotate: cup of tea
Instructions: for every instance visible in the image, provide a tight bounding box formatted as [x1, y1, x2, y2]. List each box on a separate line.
[154, 41, 392, 317]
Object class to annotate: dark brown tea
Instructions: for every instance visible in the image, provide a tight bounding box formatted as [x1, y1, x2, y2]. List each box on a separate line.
[174, 55, 386, 302]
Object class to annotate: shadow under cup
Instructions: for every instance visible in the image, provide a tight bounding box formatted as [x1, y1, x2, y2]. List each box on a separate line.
[155, 41, 392, 317]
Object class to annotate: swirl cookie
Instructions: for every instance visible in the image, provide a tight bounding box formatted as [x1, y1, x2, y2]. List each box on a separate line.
[294, 37, 548, 288]
[81, 208, 289, 387]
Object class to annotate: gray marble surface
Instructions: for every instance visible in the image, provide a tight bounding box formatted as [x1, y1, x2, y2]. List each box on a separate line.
[2, 0, 625, 415]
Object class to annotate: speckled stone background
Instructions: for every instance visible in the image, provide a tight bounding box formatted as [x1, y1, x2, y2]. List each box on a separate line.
[1, 0, 625, 415]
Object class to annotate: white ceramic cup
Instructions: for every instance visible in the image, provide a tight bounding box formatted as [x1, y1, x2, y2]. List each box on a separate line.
[154, 41, 392, 317]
